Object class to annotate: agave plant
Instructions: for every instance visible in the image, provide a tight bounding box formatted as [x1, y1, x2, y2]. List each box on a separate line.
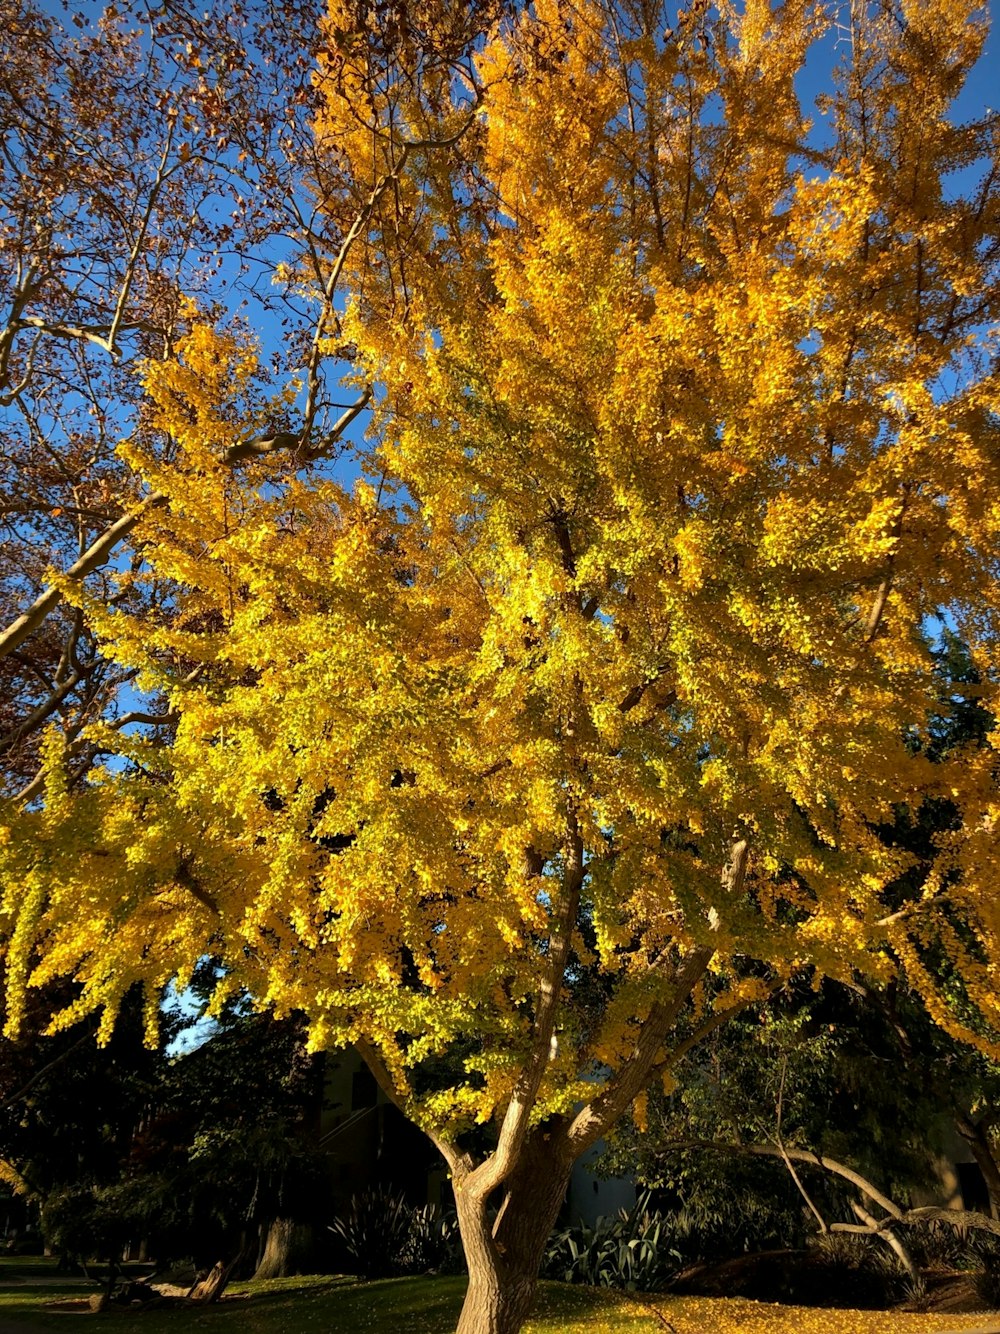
[543, 1194, 682, 1292]
[408, 1202, 464, 1274]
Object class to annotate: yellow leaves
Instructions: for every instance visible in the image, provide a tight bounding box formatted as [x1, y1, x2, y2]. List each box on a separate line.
[137, 316, 259, 470]
[3, 0, 999, 1155]
[672, 521, 712, 594]
[719, 975, 773, 1008]
[631, 1088, 649, 1133]
[635, 1293, 994, 1334]
[38, 726, 71, 826]
[1, 878, 47, 1040]
[788, 170, 878, 260]
[734, 0, 772, 67]
[0, 1159, 31, 1196]
[478, 0, 620, 223]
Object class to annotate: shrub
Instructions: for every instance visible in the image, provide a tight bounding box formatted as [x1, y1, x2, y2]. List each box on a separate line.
[542, 1194, 681, 1292]
[969, 1233, 1000, 1307]
[906, 1221, 972, 1273]
[809, 1232, 909, 1308]
[329, 1188, 462, 1279]
[408, 1202, 464, 1274]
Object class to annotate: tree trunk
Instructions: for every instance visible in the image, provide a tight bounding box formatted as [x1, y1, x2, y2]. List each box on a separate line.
[956, 1112, 1000, 1220]
[454, 1133, 572, 1334]
[188, 1250, 245, 1303]
[253, 1218, 312, 1280]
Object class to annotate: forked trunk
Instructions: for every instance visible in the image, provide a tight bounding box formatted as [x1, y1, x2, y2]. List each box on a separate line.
[454, 1136, 573, 1334]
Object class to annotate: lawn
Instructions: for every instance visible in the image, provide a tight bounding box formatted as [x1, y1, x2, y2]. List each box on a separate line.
[1, 1261, 997, 1334]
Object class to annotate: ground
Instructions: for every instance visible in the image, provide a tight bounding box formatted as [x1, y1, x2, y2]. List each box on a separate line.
[1, 1261, 999, 1334]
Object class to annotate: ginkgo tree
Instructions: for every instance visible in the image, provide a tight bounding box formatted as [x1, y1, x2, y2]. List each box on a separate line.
[2, 0, 1000, 1331]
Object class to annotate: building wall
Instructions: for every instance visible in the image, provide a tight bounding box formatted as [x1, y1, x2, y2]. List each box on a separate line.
[565, 1140, 636, 1226]
[319, 1050, 442, 1208]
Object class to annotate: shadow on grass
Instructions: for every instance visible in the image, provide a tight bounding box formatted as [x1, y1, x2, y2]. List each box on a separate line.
[0, 1269, 469, 1332]
[0, 1265, 659, 1333]
[225, 1275, 467, 1333]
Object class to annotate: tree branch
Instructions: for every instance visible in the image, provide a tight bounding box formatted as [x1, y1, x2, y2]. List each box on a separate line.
[849, 1199, 919, 1281]
[561, 946, 714, 1158]
[463, 818, 585, 1200]
[662, 1139, 907, 1221]
[0, 1021, 99, 1113]
[775, 1056, 828, 1233]
[651, 981, 785, 1078]
[355, 1036, 470, 1176]
[562, 837, 750, 1156]
[0, 496, 167, 661]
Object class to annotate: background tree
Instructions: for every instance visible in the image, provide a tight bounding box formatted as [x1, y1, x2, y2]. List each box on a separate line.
[2, 2, 1000, 1334]
[1, 973, 329, 1284]
[599, 638, 1000, 1270]
[0, 0, 370, 799]
[598, 981, 982, 1263]
[0, 979, 170, 1263]
[123, 1001, 330, 1283]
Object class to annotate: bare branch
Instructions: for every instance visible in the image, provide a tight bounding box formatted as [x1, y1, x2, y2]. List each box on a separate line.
[0, 495, 167, 661]
[105, 121, 176, 358]
[849, 1200, 920, 1281]
[0, 666, 85, 756]
[663, 1139, 905, 1220]
[775, 1056, 828, 1233]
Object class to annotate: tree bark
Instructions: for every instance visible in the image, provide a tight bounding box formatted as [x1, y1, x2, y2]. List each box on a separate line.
[188, 1250, 245, 1303]
[253, 1218, 312, 1280]
[454, 1130, 572, 1334]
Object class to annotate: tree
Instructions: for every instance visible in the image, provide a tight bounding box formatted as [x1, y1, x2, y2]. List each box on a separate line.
[123, 1001, 330, 1283]
[595, 641, 1000, 1259]
[2, 1, 1000, 1332]
[0, 0, 366, 799]
[0, 979, 171, 1263]
[1, 972, 328, 1285]
[598, 977, 999, 1278]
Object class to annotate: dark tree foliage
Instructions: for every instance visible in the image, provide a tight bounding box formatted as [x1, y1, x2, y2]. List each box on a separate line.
[598, 638, 1000, 1249]
[128, 1000, 330, 1268]
[0, 979, 171, 1257]
[1, 969, 330, 1268]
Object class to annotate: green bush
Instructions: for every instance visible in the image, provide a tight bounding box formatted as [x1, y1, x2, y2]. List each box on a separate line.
[543, 1194, 681, 1292]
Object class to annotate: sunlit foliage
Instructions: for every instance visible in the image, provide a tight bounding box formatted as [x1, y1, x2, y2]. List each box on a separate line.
[1, 0, 998, 1327]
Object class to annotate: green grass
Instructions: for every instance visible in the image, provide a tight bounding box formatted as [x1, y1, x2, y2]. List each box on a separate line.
[1, 1259, 997, 1333]
[0, 1263, 652, 1333]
